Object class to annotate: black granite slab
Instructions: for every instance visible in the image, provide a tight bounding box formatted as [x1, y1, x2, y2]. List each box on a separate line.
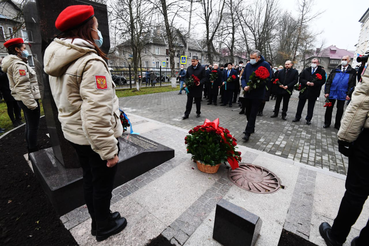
[213, 199, 262, 246]
[30, 135, 174, 215]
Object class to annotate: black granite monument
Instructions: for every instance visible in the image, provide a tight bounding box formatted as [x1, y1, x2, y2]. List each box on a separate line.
[213, 199, 262, 246]
[24, 0, 174, 215]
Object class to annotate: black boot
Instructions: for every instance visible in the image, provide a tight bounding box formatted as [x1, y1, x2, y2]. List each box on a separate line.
[96, 216, 127, 242]
[91, 211, 121, 236]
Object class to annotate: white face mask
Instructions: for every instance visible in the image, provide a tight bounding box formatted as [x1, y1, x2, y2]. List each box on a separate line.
[341, 61, 347, 66]
[311, 63, 317, 68]
[250, 59, 257, 65]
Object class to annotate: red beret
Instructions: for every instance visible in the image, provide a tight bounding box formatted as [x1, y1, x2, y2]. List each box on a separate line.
[4, 38, 24, 48]
[55, 5, 94, 32]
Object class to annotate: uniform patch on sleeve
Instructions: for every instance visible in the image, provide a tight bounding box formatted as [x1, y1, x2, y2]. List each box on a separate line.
[95, 76, 107, 89]
[19, 69, 26, 76]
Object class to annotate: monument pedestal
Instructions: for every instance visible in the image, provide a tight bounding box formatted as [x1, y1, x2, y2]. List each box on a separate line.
[30, 135, 174, 215]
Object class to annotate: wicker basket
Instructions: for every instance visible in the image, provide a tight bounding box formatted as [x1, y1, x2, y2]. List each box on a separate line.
[196, 161, 221, 174]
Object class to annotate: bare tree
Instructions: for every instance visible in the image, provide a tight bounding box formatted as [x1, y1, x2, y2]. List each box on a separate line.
[200, 0, 226, 64]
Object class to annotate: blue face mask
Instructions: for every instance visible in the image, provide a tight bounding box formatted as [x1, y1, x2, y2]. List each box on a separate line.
[92, 29, 103, 48]
[250, 59, 257, 65]
[21, 50, 29, 58]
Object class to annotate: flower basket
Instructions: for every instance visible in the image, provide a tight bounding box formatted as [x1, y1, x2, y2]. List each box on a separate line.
[185, 118, 241, 172]
[196, 161, 221, 174]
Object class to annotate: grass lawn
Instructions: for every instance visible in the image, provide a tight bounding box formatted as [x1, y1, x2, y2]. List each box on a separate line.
[0, 84, 179, 135]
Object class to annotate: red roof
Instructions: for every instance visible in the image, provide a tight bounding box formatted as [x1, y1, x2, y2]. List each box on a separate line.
[313, 45, 354, 59]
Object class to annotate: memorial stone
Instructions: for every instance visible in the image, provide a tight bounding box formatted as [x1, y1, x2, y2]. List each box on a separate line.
[213, 199, 262, 246]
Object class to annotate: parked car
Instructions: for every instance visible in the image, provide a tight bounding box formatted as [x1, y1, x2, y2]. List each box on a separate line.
[112, 75, 127, 85]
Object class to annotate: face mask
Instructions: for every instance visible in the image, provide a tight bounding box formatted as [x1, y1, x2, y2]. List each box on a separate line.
[92, 29, 103, 48]
[21, 50, 29, 58]
[311, 63, 317, 68]
[181, 68, 183, 70]
[250, 59, 257, 65]
[341, 61, 347, 66]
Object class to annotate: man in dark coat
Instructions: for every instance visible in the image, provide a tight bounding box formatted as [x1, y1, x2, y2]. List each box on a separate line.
[271, 60, 298, 120]
[182, 56, 206, 119]
[323, 55, 356, 129]
[292, 58, 326, 125]
[178, 65, 186, 94]
[207, 64, 222, 105]
[241, 50, 272, 142]
[221, 63, 238, 107]
[204, 65, 210, 99]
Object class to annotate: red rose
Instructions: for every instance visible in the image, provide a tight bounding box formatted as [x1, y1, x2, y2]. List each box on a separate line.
[185, 136, 188, 140]
[298, 85, 301, 90]
[189, 130, 193, 134]
[225, 129, 230, 134]
[255, 66, 270, 80]
[232, 141, 237, 146]
[212, 70, 217, 73]
[231, 75, 236, 80]
[227, 133, 232, 138]
[273, 81, 277, 84]
[316, 74, 322, 80]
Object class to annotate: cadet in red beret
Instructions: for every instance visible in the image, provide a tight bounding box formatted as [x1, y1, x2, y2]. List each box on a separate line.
[44, 5, 126, 242]
[1, 37, 41, 153]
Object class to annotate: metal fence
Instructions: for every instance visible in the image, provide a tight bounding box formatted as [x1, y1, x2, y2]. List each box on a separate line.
[109, 65, 179, 89]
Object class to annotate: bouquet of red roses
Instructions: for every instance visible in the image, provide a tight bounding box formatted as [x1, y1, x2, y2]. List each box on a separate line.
[224, 74, 237, 90]
[247, 66, 270, 91]
[296, 73, 323, 94]
[183, 74, 200, 94]
[324, 98, 332, 107]
[210, 70, 218, 89]
[273, 78, 291, 95]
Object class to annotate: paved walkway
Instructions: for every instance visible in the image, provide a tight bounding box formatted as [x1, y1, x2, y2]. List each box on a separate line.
[120, 90, 348, 175]
[61, 110, 369, 246]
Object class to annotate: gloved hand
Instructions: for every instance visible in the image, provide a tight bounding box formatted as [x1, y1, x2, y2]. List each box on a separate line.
[338, 140, 352, 157]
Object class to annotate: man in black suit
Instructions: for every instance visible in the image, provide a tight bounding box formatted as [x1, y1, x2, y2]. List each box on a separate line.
[207, 64, 222, 105]
[221, 62, 238, 107]
[292, 58, 326, 125]
[182, 56, 206, 119]
[271, 60, 298, 120]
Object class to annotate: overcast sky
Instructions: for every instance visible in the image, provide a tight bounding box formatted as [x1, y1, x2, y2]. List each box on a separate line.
[278, 0, 368, 51]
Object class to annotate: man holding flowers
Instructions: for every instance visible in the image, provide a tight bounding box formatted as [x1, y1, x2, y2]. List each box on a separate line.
[207, 64, 222, 105]
[270, 60, 298, 120]
[182, 56, 206, 119]
[221, 62, 238, 107]
[241, 50, 272, 142]
[292, 58, 326, 125]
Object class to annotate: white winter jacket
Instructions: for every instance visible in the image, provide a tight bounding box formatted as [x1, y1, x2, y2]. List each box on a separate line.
[44, 38, 123, 160]
[1, 55, 41, 110]
[338, 63, 369, 142]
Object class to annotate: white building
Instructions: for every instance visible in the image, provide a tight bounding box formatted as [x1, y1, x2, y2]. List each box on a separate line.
[354, 8, 369, 67]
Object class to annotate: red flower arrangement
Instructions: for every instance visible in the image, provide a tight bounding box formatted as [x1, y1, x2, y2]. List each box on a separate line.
[324, 98, 332, 107]
[185, 118, 241, 170]
[247, 66, 270, 91]
[184, 74, 200, 93]
[210, 69, 218, 82]
[294, 73, 323, 94]
[315, 73, 323, 80]
[273, 78, 291, 95]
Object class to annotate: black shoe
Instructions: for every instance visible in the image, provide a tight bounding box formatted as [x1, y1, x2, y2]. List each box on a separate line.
[282, 116, 287, 120]
[334, 125, 340, 130]
[239, 110, 245, 114]
[323, 124, 330, 128]
[214, 103, 217, 106]
[257, 112, 263, 116]
[178, 92, 182, 95]
[96, 217, 127, 242]
[92, 212, 121, 236]
[221, 104, 227, 106]
[292, 118, 300, 122]
[306, 121, 311, 125]
[242, 133, 250, 142]
[182, 115, 189, 120]
[270, 114, 278, 118]
[207, 102, 212, 105]
[319, 222, 342, 246]
[196, 114, 201, 118]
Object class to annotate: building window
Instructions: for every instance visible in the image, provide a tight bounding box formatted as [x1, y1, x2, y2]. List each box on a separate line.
[156, 61, 159, 68]
[0, 26, 5, 41]
[21, 30, 33, 42]
[155, 47, 160, 55]
[329, 59, 339, 65]
[189, 52, 192, 57]
[145, 61, 148, 67]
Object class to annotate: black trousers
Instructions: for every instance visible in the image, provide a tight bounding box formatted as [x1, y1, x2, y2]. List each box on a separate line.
[17, 100, 40, 151]
[5, 99, 21, 123]
[185, 94, 201, 116]
[295, 97, 316, 121]
[324, 99, 345, 128]
[331, 129, 369, 245]
[244, 98, 262, 134]
[70, 142, 119, 222]
[274, 94, 291, 116]
[209, 88, 219, 104]
[223, 88, 234, 106]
